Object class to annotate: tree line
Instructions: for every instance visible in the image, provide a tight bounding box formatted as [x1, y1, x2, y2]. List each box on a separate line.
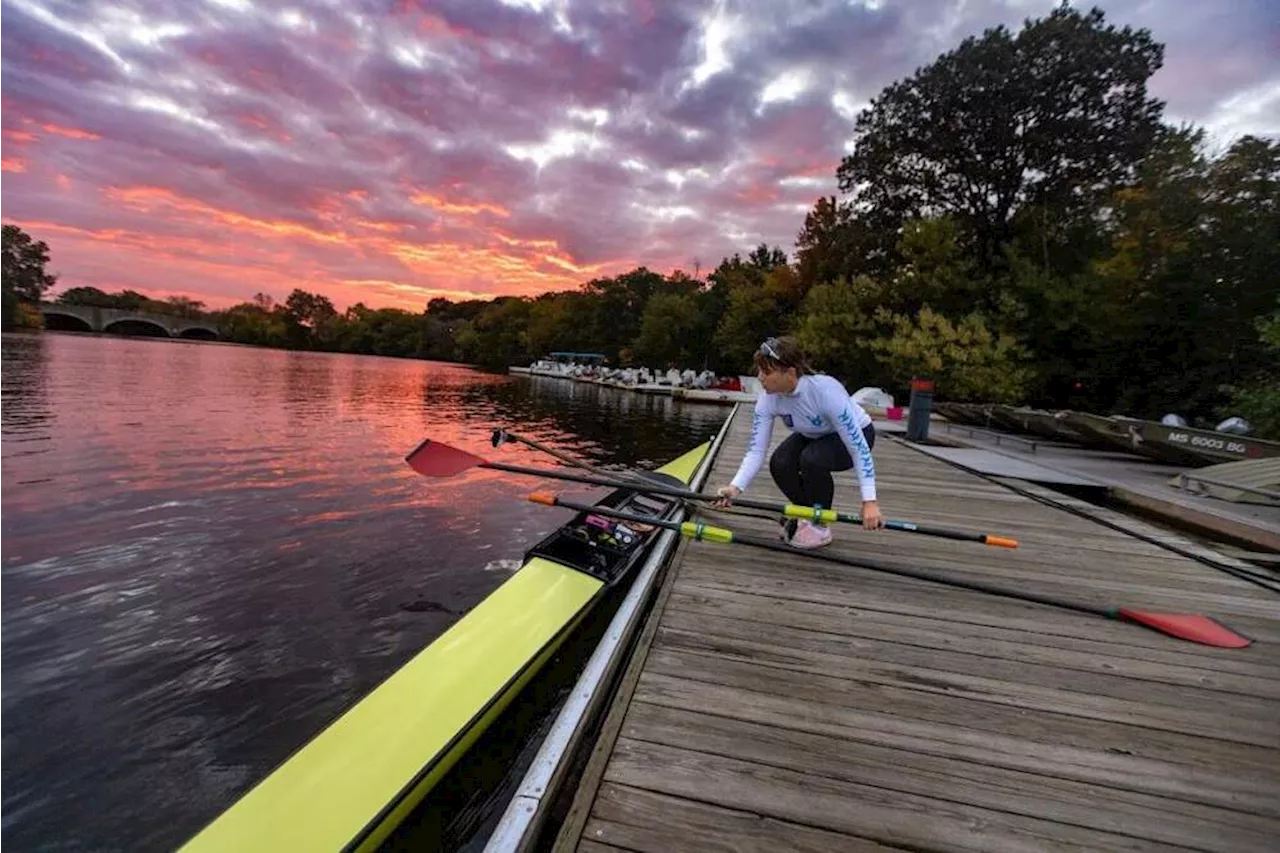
[3, 6, 1276, 436]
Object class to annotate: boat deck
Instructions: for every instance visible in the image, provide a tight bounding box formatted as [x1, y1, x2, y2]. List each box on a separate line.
[932, 420, 1280, 551]
[549, 405, 1280, 852]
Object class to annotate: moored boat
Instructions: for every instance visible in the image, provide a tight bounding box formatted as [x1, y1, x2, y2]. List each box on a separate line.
[935, 402, 994, 427]
[1056, 411, 1280, 466]
[179, 442, 709, 853]
[1129, 419, 1280, 466]
[1053, 411, 1146, 454]
[987, 405, 1089, 442]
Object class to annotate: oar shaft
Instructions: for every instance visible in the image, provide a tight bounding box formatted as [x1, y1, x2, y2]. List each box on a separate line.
[485, 458, 1015, 548]
[478, 459, 698, 498]
[793, 506, 1012, 547]
[535, 494, 1099, 616]
[527, 492, 1251, 648]
[494, 429, 661, 488]
[738, 531, 1102, 615]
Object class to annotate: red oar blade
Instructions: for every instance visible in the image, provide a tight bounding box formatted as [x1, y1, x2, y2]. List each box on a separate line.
[405, 439, 488, 477]
[1118, 608, 1253, 648]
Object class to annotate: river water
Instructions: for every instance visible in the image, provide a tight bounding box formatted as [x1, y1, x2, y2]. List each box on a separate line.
[1, 332, 728, 852]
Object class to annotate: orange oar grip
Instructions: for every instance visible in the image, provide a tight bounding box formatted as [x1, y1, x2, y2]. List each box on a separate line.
[528, 491, 558, 506]
[985, 535, 1019, 549]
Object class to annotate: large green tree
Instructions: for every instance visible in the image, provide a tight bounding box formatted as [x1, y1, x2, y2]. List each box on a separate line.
[1222, 303, 1280, 440]
[795, 196, 901, 288]
[580, 268, 665, 359]
[1, 220, 57, 326]
[792, 278, 884, 386]
[837, 5, 1164, 271]
[870, 307, 1036, 403]
[523, 291, 584, 358]
[633, 291, 702, 368]
[283, 288, 339, 348]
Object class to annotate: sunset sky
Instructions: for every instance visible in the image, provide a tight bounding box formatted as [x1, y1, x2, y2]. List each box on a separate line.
[3, 0, 1277, 313]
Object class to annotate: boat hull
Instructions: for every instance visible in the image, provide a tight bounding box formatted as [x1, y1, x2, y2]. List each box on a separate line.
[179, 442, 709, 853]
[1132, 421, 1280, 466]
[1057, 411, 1280, 466]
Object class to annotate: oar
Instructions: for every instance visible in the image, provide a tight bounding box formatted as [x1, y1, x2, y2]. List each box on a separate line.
[405, 438, 1018, 548]
[494, 426, 784, 524]
[527, 492, 1252, 649]
[490, 427, 657, 488]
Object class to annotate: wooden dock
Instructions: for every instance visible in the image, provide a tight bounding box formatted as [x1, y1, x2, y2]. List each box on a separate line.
[928, 419, 1280, 552]
[549, 405, 1280, 853]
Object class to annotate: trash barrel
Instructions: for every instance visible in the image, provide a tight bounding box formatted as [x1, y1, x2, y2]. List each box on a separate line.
[906, 378, 934, 442]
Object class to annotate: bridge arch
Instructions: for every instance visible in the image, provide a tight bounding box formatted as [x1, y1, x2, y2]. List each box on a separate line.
[38, 302, 221, 339]
[103, 319, 170, 337]
[41, 311, 94, 333]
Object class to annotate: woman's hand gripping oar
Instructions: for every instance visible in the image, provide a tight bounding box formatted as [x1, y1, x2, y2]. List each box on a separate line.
[526, 491, 1253, 649]
[405, 438, 1019, 548]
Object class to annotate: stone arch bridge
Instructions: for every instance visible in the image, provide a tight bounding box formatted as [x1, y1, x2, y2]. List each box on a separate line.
[39, 302, 220, 339]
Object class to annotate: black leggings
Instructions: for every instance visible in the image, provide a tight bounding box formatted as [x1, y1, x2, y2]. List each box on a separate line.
[768, 425, 876, 510]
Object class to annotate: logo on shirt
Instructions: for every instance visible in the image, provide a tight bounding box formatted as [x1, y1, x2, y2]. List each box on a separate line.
[808, 415, 824, 427]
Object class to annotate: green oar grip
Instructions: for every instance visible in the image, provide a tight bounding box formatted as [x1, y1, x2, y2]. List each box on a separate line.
[679, 521, 734, 543]
[782, 504, 838, 523]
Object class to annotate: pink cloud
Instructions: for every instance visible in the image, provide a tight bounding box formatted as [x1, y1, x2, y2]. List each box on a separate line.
[1, 0, 1274, 313]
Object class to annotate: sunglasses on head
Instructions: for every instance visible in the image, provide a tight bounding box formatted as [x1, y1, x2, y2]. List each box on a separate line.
[759, 337, 782, 361]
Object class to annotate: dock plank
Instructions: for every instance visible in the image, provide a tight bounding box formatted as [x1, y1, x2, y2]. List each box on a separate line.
[584, 783, 903, 853]
[633, 670, 1280, 816]
[664, 586, 1280, 690]
[621, 702, 1279, 852]
[605, 738, 1191, 852]
[658, 607, 1280, 702]
[552, 406, 1280, 852]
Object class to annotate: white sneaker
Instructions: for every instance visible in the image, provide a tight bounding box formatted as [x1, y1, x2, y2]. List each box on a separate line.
[789, 520, 832, 549]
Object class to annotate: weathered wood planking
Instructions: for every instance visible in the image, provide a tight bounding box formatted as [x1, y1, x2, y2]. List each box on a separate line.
[553, 407, 1280, 852]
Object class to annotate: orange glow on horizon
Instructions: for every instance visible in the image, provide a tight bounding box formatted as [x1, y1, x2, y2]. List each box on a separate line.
[98, 184, 618, 296]
[8, 184, 644, 314]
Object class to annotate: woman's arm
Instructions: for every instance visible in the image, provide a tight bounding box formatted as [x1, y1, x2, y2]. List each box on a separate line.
[820, 383, 876, 502]
[728, 397, 774, 491]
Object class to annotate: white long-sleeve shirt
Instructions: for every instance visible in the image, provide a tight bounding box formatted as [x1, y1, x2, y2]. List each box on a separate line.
[730, 374, 877, 502]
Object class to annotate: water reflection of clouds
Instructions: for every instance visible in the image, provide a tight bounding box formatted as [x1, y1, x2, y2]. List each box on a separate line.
[1, 333, 55, 441]
[1, 333, 728, 853]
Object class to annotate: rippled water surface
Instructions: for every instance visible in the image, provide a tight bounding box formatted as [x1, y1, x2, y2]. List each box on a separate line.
[1, 332, 728, 852]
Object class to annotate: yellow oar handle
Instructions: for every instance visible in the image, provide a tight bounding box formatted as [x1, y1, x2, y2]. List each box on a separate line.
[782, 504, 838, 523]
[679, 521, 735, 543]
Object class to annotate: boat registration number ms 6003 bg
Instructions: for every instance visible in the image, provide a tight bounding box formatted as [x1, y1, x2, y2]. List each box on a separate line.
[1166, 431, 1250, 455]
